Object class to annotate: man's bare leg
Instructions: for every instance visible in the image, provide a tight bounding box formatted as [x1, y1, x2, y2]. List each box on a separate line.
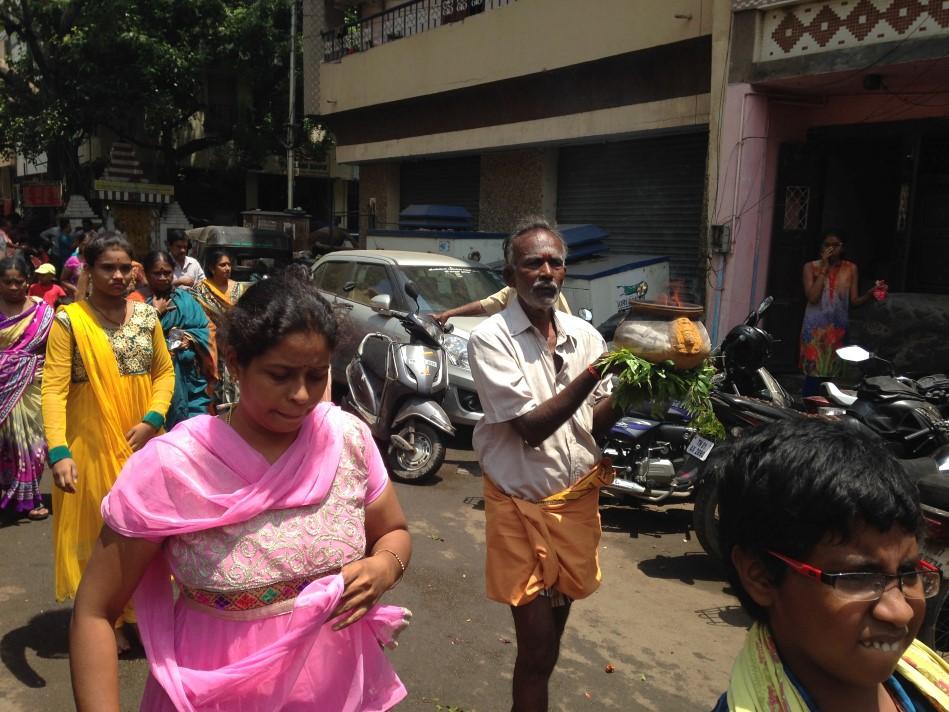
[510, 596, 571, 712]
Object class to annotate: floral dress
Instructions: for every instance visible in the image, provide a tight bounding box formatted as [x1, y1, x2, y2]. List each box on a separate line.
[799, 260, 856, 378]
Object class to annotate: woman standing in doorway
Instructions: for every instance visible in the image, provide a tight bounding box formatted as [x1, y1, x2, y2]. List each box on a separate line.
[799, 232, 875, 396]
[192, 247, 244, 408]
[42, 233, 175, 649]
[0, 257, 54, 520]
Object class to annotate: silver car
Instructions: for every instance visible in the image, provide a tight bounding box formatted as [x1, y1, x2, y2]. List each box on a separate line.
[310, 250, 504, 428]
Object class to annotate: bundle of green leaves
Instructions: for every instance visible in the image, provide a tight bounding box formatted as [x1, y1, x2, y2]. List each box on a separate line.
[596, 348, 724, 439]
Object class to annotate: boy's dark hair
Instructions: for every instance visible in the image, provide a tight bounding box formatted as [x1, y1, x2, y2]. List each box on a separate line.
[715, 418, 922, 622]
[224, 275, 337, 366]
[83, 232, 132, 267]
[284, 262, 310, 283]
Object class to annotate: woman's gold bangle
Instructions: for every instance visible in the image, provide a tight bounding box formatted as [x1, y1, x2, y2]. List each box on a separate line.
[376, 548, 406, 589]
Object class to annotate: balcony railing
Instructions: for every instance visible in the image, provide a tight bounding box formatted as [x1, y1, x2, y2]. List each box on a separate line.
[321, 0, 517, 62]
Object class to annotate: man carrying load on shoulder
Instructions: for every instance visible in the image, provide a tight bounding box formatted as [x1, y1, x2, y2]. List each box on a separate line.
[466, 216, 622, 712]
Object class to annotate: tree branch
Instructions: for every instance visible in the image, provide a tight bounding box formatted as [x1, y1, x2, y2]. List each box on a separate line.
[17, 0, 49, 77]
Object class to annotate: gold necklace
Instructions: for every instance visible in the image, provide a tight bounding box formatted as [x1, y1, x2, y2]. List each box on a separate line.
[226, 403, 237, 426]
[88, 298, 127, 328]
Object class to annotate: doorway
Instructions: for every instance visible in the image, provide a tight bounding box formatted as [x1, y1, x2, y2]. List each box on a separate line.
[765, 136, 902, 371]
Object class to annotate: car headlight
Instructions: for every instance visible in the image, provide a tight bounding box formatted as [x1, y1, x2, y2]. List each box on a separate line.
[441, 333, 470, 370]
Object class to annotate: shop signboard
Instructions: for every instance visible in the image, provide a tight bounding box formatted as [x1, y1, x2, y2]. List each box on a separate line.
[22, 182, 63, 207]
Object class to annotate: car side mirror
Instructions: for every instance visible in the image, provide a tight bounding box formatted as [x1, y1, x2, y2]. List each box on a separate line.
[370, 294, 392, 315]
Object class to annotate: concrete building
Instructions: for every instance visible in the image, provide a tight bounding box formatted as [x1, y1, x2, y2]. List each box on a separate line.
[713, 0, 949, 367]
[306, 0, 734, 304]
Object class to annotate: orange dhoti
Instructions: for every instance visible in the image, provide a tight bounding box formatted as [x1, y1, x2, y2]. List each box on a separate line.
[483, 462, 613, 606]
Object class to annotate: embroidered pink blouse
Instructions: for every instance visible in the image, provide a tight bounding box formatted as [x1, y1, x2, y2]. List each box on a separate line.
[102, 405, 406, 712]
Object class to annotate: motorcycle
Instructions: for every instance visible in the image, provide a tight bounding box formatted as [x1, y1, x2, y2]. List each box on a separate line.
[597, 297, 789, 511]
[920, 473, 949, 658]
[824, 345, 949, 458]
[344, 281, 455, 483]
[687, 297, 807, 558]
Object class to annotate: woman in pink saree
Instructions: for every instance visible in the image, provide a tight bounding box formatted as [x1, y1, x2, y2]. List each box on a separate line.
[0, 257, 54, 519]
[69, 276, 412, 711]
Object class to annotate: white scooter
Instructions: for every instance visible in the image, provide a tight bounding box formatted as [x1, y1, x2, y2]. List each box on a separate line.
[344, 282, 455, 483]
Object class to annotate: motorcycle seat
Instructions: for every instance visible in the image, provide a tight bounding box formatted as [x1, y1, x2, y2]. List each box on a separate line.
[822, 382, 857, 407]
[858, 376, 924, 403]
[714, 391, 802, 421]
[359, 335, 391, 385]
[901, 457, 938, 484]
[917, 473, 949, 511]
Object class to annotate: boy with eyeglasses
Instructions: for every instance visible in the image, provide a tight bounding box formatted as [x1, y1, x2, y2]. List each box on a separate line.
[712, 418, 947, 711]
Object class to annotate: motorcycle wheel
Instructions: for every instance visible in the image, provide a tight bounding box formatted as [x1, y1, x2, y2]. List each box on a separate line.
[920, 580, 949, 659]
[693, 481, 722, 561]
[388, 421, 446, 483]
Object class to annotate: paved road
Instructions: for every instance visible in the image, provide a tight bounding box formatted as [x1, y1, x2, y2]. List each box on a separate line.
[0, 448, 748, 711]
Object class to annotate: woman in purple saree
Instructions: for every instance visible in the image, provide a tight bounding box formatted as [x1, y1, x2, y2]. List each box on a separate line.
[69, 276, 412, 711]
[0, 257, 54, 520]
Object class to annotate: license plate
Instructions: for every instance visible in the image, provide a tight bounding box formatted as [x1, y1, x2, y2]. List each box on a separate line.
[686, 435, 715, 462]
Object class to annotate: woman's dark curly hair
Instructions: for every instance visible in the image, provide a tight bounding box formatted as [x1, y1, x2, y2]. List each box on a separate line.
[83, 232, 132, 266]
[203, 246, 232, 276]
[715, 418, 922, 622]
[224, 275, 337, 366]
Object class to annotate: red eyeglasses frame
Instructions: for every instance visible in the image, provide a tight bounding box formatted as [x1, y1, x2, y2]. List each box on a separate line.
[767, 550, 940, 594]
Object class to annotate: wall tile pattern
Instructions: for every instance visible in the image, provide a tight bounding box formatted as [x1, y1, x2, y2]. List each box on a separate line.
[753, 0, 949, 60]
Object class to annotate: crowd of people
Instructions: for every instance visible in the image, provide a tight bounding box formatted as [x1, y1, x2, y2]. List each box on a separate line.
[0, 212, 946, 711]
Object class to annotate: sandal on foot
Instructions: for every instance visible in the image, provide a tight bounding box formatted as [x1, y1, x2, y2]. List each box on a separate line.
[27, 507, 49, 521]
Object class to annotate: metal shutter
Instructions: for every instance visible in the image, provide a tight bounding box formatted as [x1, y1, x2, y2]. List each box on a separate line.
[557, 131, 709, 302]
[400, 156, 481, 227]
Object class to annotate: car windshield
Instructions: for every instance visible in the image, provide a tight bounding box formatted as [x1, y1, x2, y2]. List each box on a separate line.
[398, 265, 505, 312]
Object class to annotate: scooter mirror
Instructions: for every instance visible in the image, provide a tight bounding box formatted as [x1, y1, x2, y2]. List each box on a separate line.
[757, 296, 774, 316]
[404, 282, 420, 300]
[836, 345, 871, 362]
[370, 294, 392, 315]
[578, 308, 593, 323]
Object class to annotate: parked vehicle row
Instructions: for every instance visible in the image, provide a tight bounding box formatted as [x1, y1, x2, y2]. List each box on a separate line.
[300, 247, 949, 654]
[310, 249, 504, 430]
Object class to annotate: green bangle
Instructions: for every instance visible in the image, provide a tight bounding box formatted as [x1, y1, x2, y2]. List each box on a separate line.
[48, 445, 73, 465]
[142, 411, 165, 430]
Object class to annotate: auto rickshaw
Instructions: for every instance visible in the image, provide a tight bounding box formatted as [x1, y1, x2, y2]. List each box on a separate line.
[185, 226, 293, 283]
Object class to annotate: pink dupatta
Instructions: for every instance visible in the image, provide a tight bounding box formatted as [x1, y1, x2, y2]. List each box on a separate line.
[102, 403, 409, 711]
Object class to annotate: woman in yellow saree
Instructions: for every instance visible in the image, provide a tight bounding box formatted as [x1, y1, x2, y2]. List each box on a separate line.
[191, 247, 244, 408]
[42, 234, 174, 648]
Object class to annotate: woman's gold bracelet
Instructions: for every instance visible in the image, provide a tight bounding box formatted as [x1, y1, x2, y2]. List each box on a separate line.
[376, 548, 406, 589]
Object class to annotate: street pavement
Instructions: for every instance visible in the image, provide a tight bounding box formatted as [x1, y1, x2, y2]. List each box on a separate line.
[0, 445, 748, 711]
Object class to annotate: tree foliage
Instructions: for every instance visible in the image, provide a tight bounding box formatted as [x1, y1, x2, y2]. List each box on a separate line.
[0, 0, 296, 190]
